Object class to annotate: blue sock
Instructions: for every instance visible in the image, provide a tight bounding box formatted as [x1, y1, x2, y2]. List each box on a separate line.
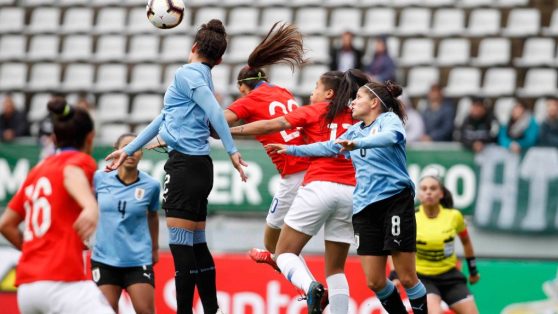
[168, 227, 194, 246]
[376, 280, 395, 300]
[375, 280, 406, 314]
[406, 281, 427, 314]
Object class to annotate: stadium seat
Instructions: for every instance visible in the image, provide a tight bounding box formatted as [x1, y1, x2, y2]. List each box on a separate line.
[129, 94, 163, 124]
[127, 35, 160, 62]
[258, 0, 288, 6]
[95, 64, 128, 93]
[291, 0, 322, 6]
[328, 8, 362, 35]
[95, 35, 126, 62]
[27, 7, 60, 34]
[129, 64, 163, 93]
[481, 68, 516, 97]
[225, 36, 261, 63]
[493, 97, 515, 124]
[496, 0, 528, 6]
[363, 8, 396, 36]
[444, 67, 481, 97]
[61, 8, 93, 34]
[324, 0, 359, 6]
[472, 38, 511, 66]
[502, 9, 540, 37]
[60, 35, 92, 62]
[517, 68, 558, 97]
[458, 0, 492, 7]
[359, 0, 391, 5]
[397, 8, 431, 36]
[514, 38, 555, 67]
[431, 9, 465, 37]
[224, 0, 255, 7]
[28, 93, 52, 122]
[28, 63, 61, 91]
[160, 35, 192, 63]
[1, 92, 25, 110]
[260, 8, 293, 35]
[27, 35, 59, 61]
[163, 64, 182, 88]
[61, 64, 94, 92]
[454, 97, 472, 127]
[0, 35, 25, 61]
[405, 67, 439, 97]
[424, 0, 456, 6]
[0, 7, 24, 34]
[212, 65, 232, 94]
[59, 0, 89, 5]
[534, 98, 547, 123]
[99, 124, 131, 144]
[467, 9, 500, 36]
[304, 36, 329, 64]
[94, 8, 126, 34]
[295, 8, 327, 35]
[22, 0, 55, 6]
[542, 9, 558, 36]
[227, 8, 259, 35]
[399, 38, 434, 66]
[269, 64, 300, 92]
[0, 63, 26, 91]
[190, 0, 219, 6]
[97, 93, 129, 124]
[392, 0, 422, 6]
[194, 8, 226, 30]
[437, 38, 470, 66]
[92, 0, 121, 6]
[297, 64, 328, 95]
[128, 7, 157, 34]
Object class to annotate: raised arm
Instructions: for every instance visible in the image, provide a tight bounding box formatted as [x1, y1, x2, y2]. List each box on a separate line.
[231, 116, 292, 136]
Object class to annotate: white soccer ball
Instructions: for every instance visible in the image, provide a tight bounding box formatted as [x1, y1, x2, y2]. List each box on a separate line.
[146, 0, 185, 29]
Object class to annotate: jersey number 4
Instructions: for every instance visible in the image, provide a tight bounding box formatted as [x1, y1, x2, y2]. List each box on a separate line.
[269, 100, 300, 142]
[23, 177, 52, 241]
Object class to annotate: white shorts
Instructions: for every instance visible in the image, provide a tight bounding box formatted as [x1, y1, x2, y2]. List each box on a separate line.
[284, 181, 354, 244]
[18, 280, 115, 314]
[266, 171, 306, 229]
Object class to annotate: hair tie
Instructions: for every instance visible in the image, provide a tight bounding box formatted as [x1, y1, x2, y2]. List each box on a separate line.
[363, 85, 390, 111]
[62, 104, 71, 117]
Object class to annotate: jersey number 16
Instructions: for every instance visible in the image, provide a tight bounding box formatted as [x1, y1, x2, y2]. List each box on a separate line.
[23, 177, 52, 241]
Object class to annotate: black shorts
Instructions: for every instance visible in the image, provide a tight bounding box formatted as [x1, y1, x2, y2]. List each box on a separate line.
[418, 268, 472, 306]
[91, 260, 155, 288]
[352, 188, 416, 255]
[162, 151, 213, 222]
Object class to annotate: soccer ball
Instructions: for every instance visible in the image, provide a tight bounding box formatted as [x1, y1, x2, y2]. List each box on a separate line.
[146, 0, 185, 29]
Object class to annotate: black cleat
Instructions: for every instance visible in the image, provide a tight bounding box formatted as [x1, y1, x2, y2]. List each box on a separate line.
[306, 281, 325, 314]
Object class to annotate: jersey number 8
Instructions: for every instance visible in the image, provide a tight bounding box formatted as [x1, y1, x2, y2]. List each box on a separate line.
[23, 177, 52, 241]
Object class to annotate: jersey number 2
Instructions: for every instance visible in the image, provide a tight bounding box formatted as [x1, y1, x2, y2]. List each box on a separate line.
[269, 100, 300, 142]
[23, 177, 52, 241]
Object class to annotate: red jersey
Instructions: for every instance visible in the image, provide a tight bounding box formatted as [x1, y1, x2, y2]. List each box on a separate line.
[7, 150, 97, 286]
[228, 83, 309, 176]
[284, 102, 356, 186]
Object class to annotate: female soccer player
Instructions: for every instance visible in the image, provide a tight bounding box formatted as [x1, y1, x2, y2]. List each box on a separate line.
[231, 69, 370, 314]
[91, 133, 160, 314]
[105, 20, 245, 314]
[0, 99, 114, 314]
[266, 81, 429, 314]
[223, 22, 309, 268]
[416, 175, 480, 314]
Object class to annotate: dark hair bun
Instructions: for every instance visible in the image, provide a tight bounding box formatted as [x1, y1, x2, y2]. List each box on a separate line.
[47, 98, 73, 120]
[385, 80, 402, 98]
[204, 19, 226, 36]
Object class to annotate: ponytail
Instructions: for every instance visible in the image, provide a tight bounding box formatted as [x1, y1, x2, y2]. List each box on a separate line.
[323, 69, 369, 125]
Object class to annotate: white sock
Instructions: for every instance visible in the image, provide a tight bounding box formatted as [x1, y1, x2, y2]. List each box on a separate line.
[276, 253, 314, 293]
[326, 273, 349, 314]
[299, 254, 316, 281]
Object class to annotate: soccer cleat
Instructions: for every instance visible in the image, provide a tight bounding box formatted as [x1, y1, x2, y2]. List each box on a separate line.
[320, 288, 329, 311]
[248, 248, 281, 272]
[306, 281, 325, 314]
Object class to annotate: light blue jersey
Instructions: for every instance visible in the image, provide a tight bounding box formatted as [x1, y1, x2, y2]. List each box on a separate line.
[287, 112, 414, 215]
[123, 62, 238, 156]
[92, 170, 160, 267]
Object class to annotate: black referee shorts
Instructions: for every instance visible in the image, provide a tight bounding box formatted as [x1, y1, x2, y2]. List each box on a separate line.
[162, 151, 213, 222]
[352, 188, 416, 255]
[418, 268, 472, 306]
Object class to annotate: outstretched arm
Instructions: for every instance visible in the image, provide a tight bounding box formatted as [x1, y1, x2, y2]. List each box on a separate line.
[231, 116, 292, 136]
[266, 140, 342, 158]
[337, 129, 403, 151]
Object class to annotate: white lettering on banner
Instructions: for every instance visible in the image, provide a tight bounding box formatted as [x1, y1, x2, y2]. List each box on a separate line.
[163, 279, 388, 314]
[209, 161, 262, 205]
[475, 146, 519, 228]
[0, 159, 29, 201]
[519, 148, 558, 231]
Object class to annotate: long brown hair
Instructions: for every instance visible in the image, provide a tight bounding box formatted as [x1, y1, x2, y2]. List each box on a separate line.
[361, 80, 407, 123]
[237, 22, 306, 90]
[322, 69, 370, 125]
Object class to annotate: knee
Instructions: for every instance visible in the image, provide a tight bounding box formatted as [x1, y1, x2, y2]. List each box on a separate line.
[134, 306, 155, 314]
[366, 278, 387, 292]
[397, 273, 419, 288]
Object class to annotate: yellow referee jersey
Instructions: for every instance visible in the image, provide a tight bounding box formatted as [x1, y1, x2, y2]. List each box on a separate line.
[415, 205, 466, 276]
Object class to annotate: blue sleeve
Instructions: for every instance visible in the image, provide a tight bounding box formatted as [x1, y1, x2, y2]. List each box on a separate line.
[498, 126, 512, 148]
[123, 114, 163, 156]
[354, 130, 401, 148]
[192, 85, 238, 155]
[148, 182, 160, 212]
[287, 140, 342, 157]
[517, 119, 539, 150]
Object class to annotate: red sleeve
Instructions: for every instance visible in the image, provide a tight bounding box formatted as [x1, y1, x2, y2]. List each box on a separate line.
[284, 105, 317, 128]
[227, 97, 254, 120]
[67, 153, 97, 184]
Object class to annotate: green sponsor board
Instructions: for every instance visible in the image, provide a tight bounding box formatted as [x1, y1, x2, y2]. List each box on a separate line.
[1, 142, 558, 234]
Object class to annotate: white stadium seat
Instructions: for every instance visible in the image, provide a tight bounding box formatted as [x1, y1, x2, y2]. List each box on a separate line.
[97, 94, 129, 124]
[161, 35, 193, 63]
[432, 9, 465, 37]
[27, 8, 60, 34]
[534, 98, 548, 123]
[99, 124, 131, 144]
[397, 8, 431, 36]
[482, 68, 516, 97]
[127, 35, 160, 62]
[269, 64, 300, 92]
[514, 38, 555, 67]
[260, 8, 293, 36]
[211, 65, 232, 94]
[0, 63, 26, 91]
[295, 8, 327, 35]
[28, 63, 61, 91]
[61, 8, 93, 34]
[399, 38, 434, 66]
[405, 67, 439, 97]
[363, 8, 396, 36]
[95, 64, 128, 92]
[304, 36, 330, 64]
[61, 35, 92, 62]
[454, 97, 472, 127]
[297, 64, 328, 95]
[95, 35, 126, 62]
[27, 35, 59, 61]
[444, 67, 481, 97]
[194, 8, 226, 30]
[0, 7, 24, 34]
[227, 8, 259, 35]
[28, 93, 52, 122]
[328, 8, 362, 35]
[502, 9, 540, 37]
[0, 35, 26, 61]
[543, 9, 558, 36]
[94, 8, 126, 34]
[467, 9, 501, 37]
[437, 38, 470, 66]
[517, 68, 558, 97]
[472, 38, 511, 66]
[62, 64, 94, 92]
[129, 94, 163, 124]
[127, 7, 157, 34]
[129, 64, 163, 93]
[493, 97, 515, 124]
[225, 36, 261, 63]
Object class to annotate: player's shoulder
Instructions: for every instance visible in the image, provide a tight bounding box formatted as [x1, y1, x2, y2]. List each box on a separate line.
[443, 207, 464, 218]
[139, 171, 160, 189]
